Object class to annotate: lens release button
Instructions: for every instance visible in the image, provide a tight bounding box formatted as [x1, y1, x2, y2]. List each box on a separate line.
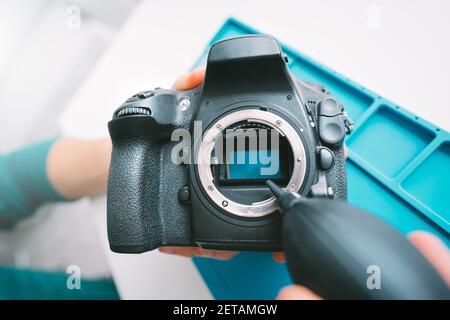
[318, 147, 335, 171]
[178, 186, 190, 204]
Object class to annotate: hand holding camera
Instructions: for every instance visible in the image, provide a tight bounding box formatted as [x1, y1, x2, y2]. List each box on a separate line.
[106, 35, 449, 299]
[158, 69, 237, 260]
[161, 68, 306, 261]
[107, 36, 350, 254]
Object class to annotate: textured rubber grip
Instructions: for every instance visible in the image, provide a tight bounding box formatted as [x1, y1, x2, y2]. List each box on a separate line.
[326, 147, 347, 201]
[107, 115, 193, 253]
[107, 116, 164, 253]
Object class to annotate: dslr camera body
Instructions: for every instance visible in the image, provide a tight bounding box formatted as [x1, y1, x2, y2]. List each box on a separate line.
[107, 35, 352, 253]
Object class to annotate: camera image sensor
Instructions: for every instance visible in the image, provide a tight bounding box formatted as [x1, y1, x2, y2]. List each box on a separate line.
[212, 122, 293, 189]
[227, 149, 282, 180]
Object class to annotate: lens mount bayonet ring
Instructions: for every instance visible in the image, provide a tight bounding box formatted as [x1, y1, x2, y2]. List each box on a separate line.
[196, 109, 307, 218]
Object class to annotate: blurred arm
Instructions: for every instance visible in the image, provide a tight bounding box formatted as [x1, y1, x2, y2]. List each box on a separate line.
[0, 138, 111, 227]
[47, 138, 111, 199]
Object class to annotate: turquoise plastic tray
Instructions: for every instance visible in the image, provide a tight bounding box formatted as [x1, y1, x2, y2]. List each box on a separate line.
[191, 18, 450, 299]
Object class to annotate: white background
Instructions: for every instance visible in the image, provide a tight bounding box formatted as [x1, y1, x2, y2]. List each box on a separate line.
[61, 0, 450, 137]
[0, 0, 449, 299]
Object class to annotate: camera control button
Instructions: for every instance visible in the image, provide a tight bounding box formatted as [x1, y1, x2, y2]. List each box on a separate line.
[178, 186, 190, 204]
[115, 106, 151, 119]
[135, 90, 154, 99]
[319, 115, 346, 146]
[125, 96, 139, 103]
[327, 186, 335, 198]
[318, 147, 335, 171]
[126, 90, 154, 103]
[319, 97, 341, 117]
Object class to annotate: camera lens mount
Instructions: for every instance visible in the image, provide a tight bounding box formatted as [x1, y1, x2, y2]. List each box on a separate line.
[196, 109, 307, 218]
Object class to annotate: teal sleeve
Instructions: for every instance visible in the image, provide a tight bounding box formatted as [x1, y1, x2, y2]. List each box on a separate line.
[0, 138, 66, 228]
[0, 267, 119, 300]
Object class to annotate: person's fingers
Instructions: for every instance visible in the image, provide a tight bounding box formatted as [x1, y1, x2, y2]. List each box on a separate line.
[272, 252, 286, 263]
[194, 247, 237, 260]
[275, 231, 450, 300]
[159, 246, 197, 258]
[172, 68, 206, 91]
[277, 285, 322, 300]
[159, 246, 237, 260]
[408, 231, 450, 286]
[169, 72, 348, 263]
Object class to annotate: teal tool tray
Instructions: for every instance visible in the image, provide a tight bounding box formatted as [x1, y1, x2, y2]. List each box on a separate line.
[191, 18, 450, 299]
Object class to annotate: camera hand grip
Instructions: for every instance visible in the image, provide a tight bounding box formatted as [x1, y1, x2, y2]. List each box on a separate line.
[107, 116, 164, 253]
[326, 147, 347, 201]
[283, 199, 450, 299]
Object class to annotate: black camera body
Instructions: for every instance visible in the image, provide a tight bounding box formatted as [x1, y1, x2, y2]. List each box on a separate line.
[107, 35, 352, 253]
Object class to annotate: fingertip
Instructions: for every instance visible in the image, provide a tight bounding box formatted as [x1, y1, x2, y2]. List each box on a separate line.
[193, 248, 237, 260]
[159, 246, 196, 258]
[159, 247, 174, 254]
[277, 285, 322, 300]
[408, 230, 448, 254]
[189, 68, 206, 86]
[172, 74, 190, 90]
[277, 286, 297, 300]
[408, 230, 438, 243]
[272, 252, 286, 263]
[408, 230, 450, 286]
[173, 68, 206, 90]
[213, 251, 237, 260]
[193, 247, 207, 257]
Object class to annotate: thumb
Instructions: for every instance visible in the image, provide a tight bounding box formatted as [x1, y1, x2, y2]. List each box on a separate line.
[172, 68, 206, 90]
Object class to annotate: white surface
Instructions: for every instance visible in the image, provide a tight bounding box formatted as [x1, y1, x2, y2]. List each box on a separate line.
[0, 199, 111, 279]
[59, 0, 450, 299]
[91, 197, 212, 299]
[0, 0, 135, 279]
[0, 1, 114, 152]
